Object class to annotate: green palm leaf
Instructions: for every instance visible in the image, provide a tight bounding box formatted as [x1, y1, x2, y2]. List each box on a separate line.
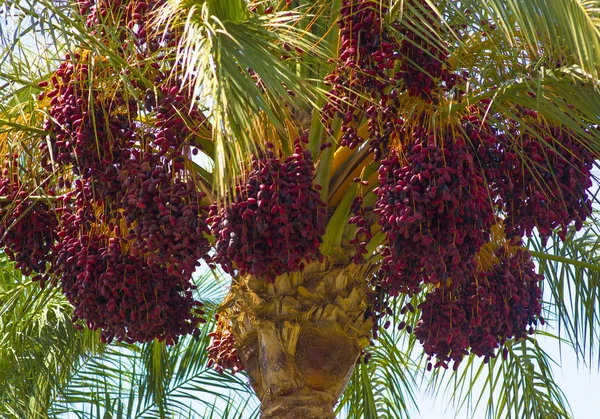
[154, 0, 330, 195]
[0, 254, 103, 419]
[337, 328, 419, 419]
[423, 336, 571, 419]
[530, 210, 600, 363]
[47, 270, 257, 419]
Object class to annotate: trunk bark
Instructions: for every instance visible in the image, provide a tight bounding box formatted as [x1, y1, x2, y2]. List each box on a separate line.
[222, 253, 375, 418]
[260, 393, 336, 419]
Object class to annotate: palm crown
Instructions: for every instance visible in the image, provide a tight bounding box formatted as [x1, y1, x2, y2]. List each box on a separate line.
[2, 0, 600, 418]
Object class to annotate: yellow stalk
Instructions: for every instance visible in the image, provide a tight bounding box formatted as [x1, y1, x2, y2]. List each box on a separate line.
[475, 223, 521, 272]
[330, 119, 370, 173]
[329, 158, 370, 206]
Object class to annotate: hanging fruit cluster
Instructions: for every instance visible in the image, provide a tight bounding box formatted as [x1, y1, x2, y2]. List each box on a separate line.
[501, 126, 593, 243]
[0, 156, 58, 286]
[54, 229, 205, 344]
[396, 0, 457, 101]
[370, 112, 595, 367]
[39, 53, 137, 178]
[77, 0, 162, 49]
[322, 0, 403, 156]
[370, 110, 596, 367]
[0, 0, 217, 345]
[466, 247, 543, 358]
[118, 153, 210, 271]
[414, 244, 543, 369]
[465, 109, 595, 244]
[374, 128, 496, 295]
[322, 1, 595, 369]
[207, 314, 244, 374]
[209, 136, 326, 283]
[323, 0, 462, 160]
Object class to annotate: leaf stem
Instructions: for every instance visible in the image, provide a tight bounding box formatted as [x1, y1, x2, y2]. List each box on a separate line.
[0, 195, 67, 201]
[530, 250, 600, 272]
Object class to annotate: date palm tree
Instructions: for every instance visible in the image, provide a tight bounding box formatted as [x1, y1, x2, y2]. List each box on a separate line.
[2, 0, 600, 418]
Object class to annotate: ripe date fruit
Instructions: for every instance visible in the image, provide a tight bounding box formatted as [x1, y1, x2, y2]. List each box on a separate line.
[209, 137, 326, 282]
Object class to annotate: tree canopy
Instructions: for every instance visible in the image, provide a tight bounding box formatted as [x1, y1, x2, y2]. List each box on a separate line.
[2, 0, 600, 418]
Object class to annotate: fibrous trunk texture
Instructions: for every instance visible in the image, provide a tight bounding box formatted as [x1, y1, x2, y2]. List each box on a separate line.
[223, 254, 374, 419]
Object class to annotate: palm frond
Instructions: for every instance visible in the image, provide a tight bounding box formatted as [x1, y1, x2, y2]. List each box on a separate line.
[155, 0, 330, 196]
[423, 335, 571, 419]
[0, 254, 103, 419]
[530, 209, 600, 364]
[49, 269, 257, 419]
[477, 0, 600, 81]
[336, 328, 419, 419]
[386, 0, 600, 165]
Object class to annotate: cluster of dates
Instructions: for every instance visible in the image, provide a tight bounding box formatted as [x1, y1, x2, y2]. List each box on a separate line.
[323, 0, 460, 159]
[396, 0, 459, 100]
[77, 0, 164, 51]
[325, 2, 594, 367]
[54, 228, 205, 344]
[205, 136, 328, 370]
[466, 110, 595, 244]
[115, 152, 211, 278]
[39, 54, 137, 177]
[0, 156, 58, 286]
[40, 119, 211, 345]
[375, 129, 495, 295]
[415, 246, 543, 368]
[206, 314, 244, 374]
[504, 130, 593, 242]
[0, 0, 216, 344]
[372, 113, 596, 366]
[209, 136, 326, 283]
[323, 0, 401, 154]
[39, 106, 210, 344]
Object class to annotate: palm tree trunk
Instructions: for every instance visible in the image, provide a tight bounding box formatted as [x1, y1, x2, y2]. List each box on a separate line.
[224, 253, 375, 418]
